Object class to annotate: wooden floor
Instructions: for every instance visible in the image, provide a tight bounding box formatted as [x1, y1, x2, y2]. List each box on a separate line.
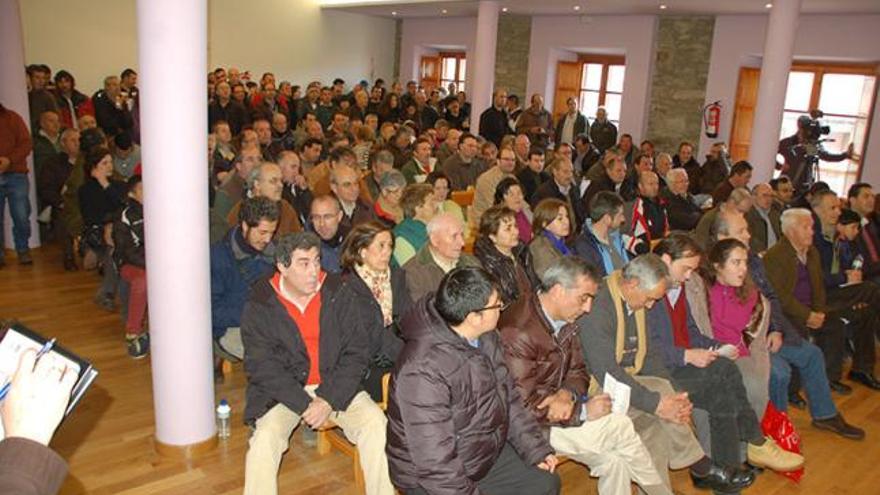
[2, 245, 879, 494]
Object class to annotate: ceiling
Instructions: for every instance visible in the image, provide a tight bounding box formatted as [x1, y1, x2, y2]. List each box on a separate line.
[321, 0, 880, 18]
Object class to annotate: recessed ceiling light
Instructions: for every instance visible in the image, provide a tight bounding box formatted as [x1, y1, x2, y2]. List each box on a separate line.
[659, 4, 668, 10]
[391, 11, 397, 16]
[573, 5, 581, 11]
[441, 8, 447, 14]
[502, 7, 508, 12]
[765, 2, 773, 8]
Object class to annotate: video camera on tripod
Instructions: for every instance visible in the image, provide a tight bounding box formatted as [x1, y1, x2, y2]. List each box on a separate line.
[798, 109, 832, 164]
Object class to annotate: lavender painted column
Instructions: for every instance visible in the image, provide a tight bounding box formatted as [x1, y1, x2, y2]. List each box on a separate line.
[469, 0, 500, 132]
[0, 0, 40, 250]
[748, 0, 802, 183]
[136, 0, 216, 453]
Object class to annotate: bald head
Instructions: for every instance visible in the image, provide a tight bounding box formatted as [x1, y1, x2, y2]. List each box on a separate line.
[250, 162, 283, 201]
[751, 183, 774, 210]
[427, 212, 465, 263]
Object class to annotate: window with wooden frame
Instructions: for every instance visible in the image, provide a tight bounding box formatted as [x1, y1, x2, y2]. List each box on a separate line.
[554, 56, 626, 125]
[729, 62, 878, 195]
[440, 52, 466, 94]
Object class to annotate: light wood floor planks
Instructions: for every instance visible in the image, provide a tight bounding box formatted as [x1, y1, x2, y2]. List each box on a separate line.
[1, 246, 879, 494]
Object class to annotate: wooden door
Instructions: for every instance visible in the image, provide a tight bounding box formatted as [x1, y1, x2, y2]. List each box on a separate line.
[554, 61, 582, 119]
[419, 56, 441, 92]
[729, 67, 760, 162]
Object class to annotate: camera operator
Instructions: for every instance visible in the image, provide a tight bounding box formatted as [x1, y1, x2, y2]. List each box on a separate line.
[777, 113, 853, 192]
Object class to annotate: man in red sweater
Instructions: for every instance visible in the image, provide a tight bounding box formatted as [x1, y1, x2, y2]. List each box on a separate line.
[0, 103, 34, 267]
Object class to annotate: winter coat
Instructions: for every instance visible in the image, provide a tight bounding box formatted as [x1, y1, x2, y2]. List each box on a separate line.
[337, 268, 411, 363]
[498, 293, 590, 428]
[473, 238, 535, 305]
[209, 227, 275, 338]
[241, 274, 370, 424]
[113, 199, 145, 268]
[386, 296, 553, 493]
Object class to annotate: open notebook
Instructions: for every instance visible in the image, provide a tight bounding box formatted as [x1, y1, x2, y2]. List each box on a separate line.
[0, 323, 99, 417]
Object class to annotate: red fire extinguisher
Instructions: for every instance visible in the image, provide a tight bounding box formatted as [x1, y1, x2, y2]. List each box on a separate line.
[703, 101, 721, 138]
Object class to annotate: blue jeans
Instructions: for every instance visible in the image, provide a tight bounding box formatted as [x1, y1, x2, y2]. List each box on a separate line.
[770, 342, 837, 420]
[0, 173, 32, 254]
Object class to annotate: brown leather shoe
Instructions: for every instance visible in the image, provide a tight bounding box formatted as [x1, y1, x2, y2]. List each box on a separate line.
[812, 414, 865, 440]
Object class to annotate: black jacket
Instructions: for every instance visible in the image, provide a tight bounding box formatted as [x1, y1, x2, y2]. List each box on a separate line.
[661, 189, 703, 231]
[516, 167, 549, 204]
[113, 199, 145, 268]
[554, 112, 587, 145]
[78, 177, 126, 227]
[386, 296, 553, 493]
[241, 275, 371, 424]
[338, 268, 412, 363]
[208, 99, 249, 136]
[581, 174, 618, 217]
[673, 155, 703, 196]
[479, 106, 512, 147]
[589, 120, 617, 154]
[531, 179, 584, 230]
[37, 152, 74, 210]
[92, 90, 133, 138]
[573, 147, 601, 177]
[700, 157, 730, 195]
[473, 239, 535, 304]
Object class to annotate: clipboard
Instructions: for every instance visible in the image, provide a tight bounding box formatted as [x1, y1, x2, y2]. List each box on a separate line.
[0, 323, 99, 417]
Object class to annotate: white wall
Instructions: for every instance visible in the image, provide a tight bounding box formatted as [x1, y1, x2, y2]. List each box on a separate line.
[702, 14, 880, 185]
[526, 15, 658, 140]
[400, 17, 477, 93]
[19, 0, 396, 95]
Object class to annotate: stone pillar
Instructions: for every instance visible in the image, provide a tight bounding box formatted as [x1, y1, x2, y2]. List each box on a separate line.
[494, 14, 532, 103]
[748, 0, 802, 183]
[136, 0, 217, 455]
[470, 0, 500, 132]
[0, 0, 40, 250]
[645, 16, 715, 155]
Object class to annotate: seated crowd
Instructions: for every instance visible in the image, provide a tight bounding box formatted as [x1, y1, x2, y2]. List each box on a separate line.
[7, 62, 880, 495]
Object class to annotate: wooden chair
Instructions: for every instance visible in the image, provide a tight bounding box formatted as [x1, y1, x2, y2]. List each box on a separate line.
[316, 373, 390, 493]
[451, 189, 475, 208]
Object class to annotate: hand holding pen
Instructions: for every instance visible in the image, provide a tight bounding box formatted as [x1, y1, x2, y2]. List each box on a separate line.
[0, 338, 56, 401]
[1, 345, 77, 446]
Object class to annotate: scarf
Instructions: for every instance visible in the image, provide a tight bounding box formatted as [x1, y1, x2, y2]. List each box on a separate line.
[355, 264, 393, 327]
[606, 270, 647, 374]
[543, 230, 571, 256]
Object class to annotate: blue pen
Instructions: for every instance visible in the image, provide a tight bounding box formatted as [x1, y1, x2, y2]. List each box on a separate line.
[0, 338, 57, 401]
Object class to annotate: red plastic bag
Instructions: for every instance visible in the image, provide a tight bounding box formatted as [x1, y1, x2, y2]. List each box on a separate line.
[760, 401, 804, 482]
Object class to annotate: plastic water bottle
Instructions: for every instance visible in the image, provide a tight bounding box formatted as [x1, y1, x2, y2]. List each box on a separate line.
[216, 399, 231, 439]
[852, 254, 864, 271]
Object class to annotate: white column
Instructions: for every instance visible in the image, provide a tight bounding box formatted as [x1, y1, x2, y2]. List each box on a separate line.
[137, 0, 216, 452]
[748, 0, 802, 183]
[0, 0, 40, 250]
[469, 0, 500, 132]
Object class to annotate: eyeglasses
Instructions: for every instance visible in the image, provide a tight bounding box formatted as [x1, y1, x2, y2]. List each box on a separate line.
[477, 301, 511, 313]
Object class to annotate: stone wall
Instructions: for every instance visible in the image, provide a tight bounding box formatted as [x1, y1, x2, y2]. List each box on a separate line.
[393, 19, 402, 81]
[645, 16, 715, 154]
[493, 14, 531, 100]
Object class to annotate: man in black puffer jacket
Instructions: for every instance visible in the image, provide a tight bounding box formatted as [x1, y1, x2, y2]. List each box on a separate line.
[386, 267, 560, 495]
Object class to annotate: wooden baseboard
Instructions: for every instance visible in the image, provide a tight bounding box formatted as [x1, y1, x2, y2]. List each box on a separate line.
[154, 435, 218, 460]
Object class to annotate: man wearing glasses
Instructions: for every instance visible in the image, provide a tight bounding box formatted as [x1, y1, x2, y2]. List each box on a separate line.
[308, 195, 345, 274]
[578, 254, 751, 494]
[471, 146, 517, 225]
[387, 267, 561, 495]
[498, 257, 670, 495]
[330, 163, 373, 234]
